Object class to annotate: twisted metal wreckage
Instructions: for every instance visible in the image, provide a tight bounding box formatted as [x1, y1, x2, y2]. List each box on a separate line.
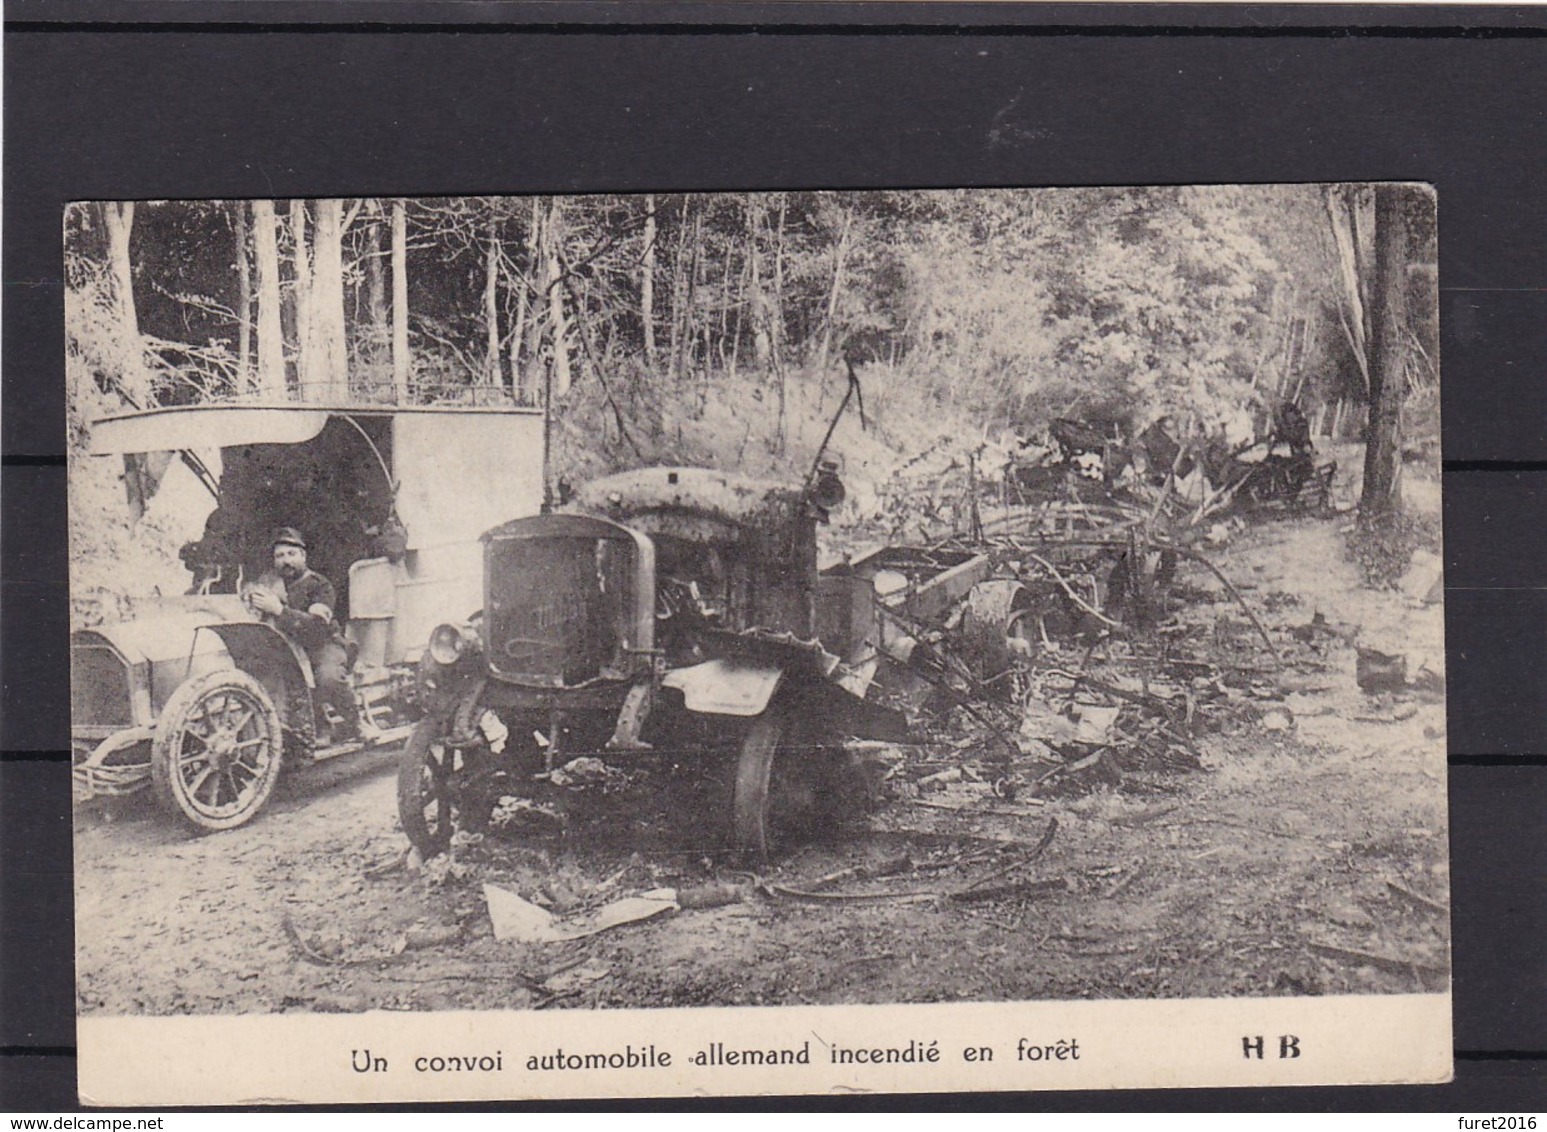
[830, 420, 1321, 808]
[398, 360, 1341, 872]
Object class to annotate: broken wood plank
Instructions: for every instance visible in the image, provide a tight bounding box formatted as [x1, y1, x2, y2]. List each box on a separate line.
[806, 854, 913, 892]
[950, 877, 1069, 903]
[956, 817, 1059, 895]
[1306, 940, 1448, 976]
[1385, 879, 1450, 916]
[761, 883, 937, 903]
[908, 798, 1045, 814]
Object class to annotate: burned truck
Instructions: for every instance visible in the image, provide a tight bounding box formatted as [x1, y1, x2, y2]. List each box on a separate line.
[398, 464, 911, 860]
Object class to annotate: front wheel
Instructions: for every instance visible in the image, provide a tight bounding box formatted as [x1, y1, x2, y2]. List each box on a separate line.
[150, 669, 285, 832]
[396, 719, 496, 858]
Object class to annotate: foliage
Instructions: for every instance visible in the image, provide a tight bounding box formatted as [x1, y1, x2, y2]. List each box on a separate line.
[64, 188, 1437, 550]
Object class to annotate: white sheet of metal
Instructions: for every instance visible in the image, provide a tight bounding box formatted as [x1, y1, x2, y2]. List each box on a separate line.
[90, 407, 330, 455]
[662, 658, 784, 717]
[392, 412, 544, 549]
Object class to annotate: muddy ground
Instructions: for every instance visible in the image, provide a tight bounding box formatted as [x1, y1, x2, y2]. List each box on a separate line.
[74, 514, 1450, 1016]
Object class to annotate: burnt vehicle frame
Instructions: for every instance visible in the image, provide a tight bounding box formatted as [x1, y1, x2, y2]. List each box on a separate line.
[71, 401, 546, 831]
[1007, 404, 1337, 520]
[399, 464, 913, 860]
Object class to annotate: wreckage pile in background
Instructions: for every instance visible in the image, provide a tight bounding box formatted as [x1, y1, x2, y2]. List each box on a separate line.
[852, 532, 1274, 805]
[839, 416, 1346, 805]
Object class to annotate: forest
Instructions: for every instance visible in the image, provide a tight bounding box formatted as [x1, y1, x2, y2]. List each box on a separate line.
[65, 185, 1438, 611]
[70, 188, 1452, 1015]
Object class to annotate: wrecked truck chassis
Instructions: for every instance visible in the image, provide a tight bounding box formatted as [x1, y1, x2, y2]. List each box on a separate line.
[398, 468, 911, 863]
[396, 463, 1278, 864]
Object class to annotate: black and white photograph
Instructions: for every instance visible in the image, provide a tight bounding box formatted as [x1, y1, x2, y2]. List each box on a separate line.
[66, 186, 1449, 1101]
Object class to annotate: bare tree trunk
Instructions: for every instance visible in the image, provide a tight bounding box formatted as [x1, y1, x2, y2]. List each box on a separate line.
[252, 200, 286, 399]
[1359, 185, 1410, 522]
[484, 212, 501, 387]
[105, 202, 136, 330]
[678, 204, 705, 388]
[717, 241, 735, 370]
[816, 204, 854, 375]
[309, 199, 349, 402]
[1325, 187, 1371, 397]
[641, 194, 658, 368]
[669, 198, 691, 382]
[234, 203, 252, 393]
[727, 217, 754, 381]
[510, 198, 538, 402]
[290, 200, 313, 396]
[746, 198, 767, 367]
[98, 201, 152, 405]
[391, 200, 410, 402]
[772, 195, 789, 449]
[364, 205, 388, 387]
[544, 199, 572, 398]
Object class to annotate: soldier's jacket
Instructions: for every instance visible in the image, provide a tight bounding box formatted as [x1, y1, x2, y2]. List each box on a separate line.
[275, 569, 341, 654]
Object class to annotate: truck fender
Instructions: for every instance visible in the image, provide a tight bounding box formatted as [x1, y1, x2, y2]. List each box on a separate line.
[202, 622, 314, 728]
[663, 658, 785, 717]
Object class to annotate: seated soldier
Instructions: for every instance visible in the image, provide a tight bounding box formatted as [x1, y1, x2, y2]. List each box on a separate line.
[246, 527, 379, 744]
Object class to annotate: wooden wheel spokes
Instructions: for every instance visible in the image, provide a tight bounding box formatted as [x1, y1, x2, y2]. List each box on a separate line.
[397, 720, 492, 859]
[171, 686, 275, 817]
[185, 692, 256, 742]
[152, 670, 286, 832]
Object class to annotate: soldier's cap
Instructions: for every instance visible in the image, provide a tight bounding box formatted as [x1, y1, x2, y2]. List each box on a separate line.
[272, 527, 307, 552]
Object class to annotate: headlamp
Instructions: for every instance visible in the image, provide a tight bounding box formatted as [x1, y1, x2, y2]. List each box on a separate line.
[428, 622, 469, 667]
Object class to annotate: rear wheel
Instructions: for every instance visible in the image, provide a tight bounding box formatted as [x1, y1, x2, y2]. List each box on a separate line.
[396, 719, 496, 858]
[732, 703, 849, 861]
[151, 669, 284, 832]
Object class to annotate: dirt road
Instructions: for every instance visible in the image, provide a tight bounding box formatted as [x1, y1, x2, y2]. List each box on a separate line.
[75, 518, 1450, 1016]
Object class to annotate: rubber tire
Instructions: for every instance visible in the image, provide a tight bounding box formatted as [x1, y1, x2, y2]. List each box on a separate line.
[150, 668, 285, 832]
[397, 718, 495, 858]
[732, 704, 843, 861]
[732, 710, 784, 861]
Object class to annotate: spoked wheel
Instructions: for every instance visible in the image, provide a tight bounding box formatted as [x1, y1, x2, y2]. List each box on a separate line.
[732, 703, 847, 861]
[150, 669, 284, 832]
[396, 719, 497, 858]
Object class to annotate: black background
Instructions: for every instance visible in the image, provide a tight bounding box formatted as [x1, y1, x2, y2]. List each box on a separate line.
[4, 4, 1545, 1111]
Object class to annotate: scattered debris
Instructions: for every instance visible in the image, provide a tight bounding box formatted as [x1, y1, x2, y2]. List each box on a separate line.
[540, 958, 614, 995]
[916, 766, 967, 791]
[675, 882, 746, 910]
[485, 883, 679, 944]
[1320, 899, 1376, 930]
[1385, 879, 1449, 916]
[761, 882, 936, 904]
[419, 853, 468, 886]
[403, 923, 463, 950]
[1260, 708, 1295, 733]
[1398, 550, 1443, 605]
[1356, 647, 1408, 694]
[948, 877, 1068, 903]
[539, 756, 628, 790]
[280, 914, 400, 968]
[1353, 703, 1419, 724]
[805, 854, 914, 892]
[952, 818, 1058, 897]
[363, 850, 410, 879]
[1306, 940, 1448, 978]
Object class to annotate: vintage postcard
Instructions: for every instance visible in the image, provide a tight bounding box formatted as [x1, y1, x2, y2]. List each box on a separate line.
[68, 187, 1449, 1104]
